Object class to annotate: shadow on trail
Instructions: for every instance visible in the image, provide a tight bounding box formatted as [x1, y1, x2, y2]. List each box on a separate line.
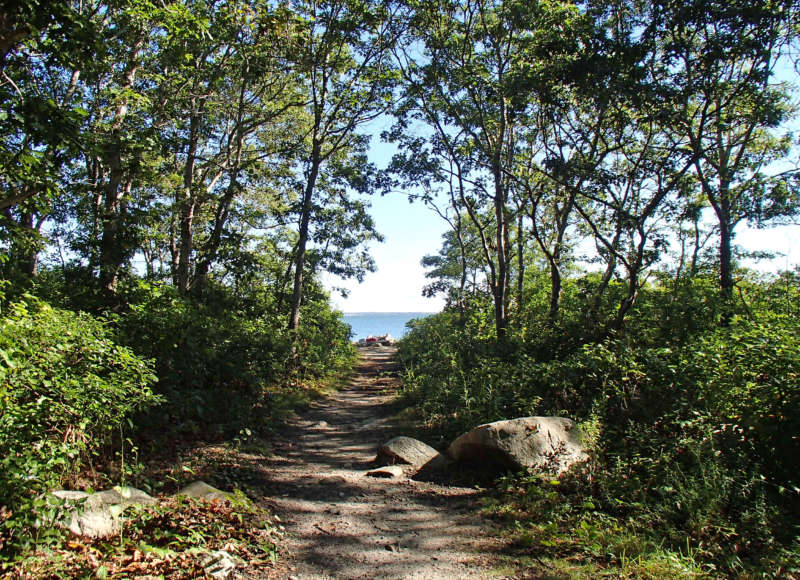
[260, 345, 500, 580]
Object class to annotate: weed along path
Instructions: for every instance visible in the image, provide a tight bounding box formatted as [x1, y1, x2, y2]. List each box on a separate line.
[261, 345, 500, 580]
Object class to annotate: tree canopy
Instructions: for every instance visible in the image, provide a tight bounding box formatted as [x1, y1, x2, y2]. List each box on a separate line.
[1, 1, 799, 574]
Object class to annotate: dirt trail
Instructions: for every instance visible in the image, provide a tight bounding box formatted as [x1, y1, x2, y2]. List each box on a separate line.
[263, 346, 500, 580]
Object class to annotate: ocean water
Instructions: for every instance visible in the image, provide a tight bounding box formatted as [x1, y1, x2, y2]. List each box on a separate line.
[342, 312, 435, 341]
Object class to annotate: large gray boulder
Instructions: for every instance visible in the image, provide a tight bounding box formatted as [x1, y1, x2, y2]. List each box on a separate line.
[376, 436, 444, 469]
[49, 486, 157, 538]
[448, 416, 588, 474]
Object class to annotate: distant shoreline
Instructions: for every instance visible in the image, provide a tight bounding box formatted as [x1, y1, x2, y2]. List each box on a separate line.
[342, 311, 439, 315]
[342, 312, 435, 341]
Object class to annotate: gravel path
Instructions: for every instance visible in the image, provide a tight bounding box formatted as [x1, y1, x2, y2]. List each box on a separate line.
[262, 346, 501, 580]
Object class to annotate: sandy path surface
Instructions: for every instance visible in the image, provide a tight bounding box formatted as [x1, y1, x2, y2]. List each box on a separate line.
[262, 346, 500, 580]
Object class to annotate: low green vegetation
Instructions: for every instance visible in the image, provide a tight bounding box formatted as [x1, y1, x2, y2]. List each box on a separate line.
[0, 272, 354, 567]
[399, 272, 800, 576]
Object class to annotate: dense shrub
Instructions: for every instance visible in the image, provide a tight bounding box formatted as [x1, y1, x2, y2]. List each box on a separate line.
[0, 268, 355, 558]
[114, 279, 355, 437]
[114, 282, 289, 433]
[398, 271, 800, 574]
[0, 297, 160, 551]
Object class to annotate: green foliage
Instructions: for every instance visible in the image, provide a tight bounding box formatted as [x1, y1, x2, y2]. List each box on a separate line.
[484, 472, 709, 578]
[113, 278, 354, 437]
[116, 281, 288, 431]
[399, 269, 800, 575]
[294, 290, 358, 378]
[0, 296, 160, 553]
[0, 268, 352, 560]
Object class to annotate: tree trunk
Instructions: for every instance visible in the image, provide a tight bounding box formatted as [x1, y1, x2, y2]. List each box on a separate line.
[176, 197, 195, 295]
[706, 170, 735, 326]
[515, 208, 525, 320]
[96, 37, 143, 296]
[7, 210, 41, 278]
[718, 207, 734, 326]
[548, 255, 562, 323]
[289, 148, 321, 332]
[528, 189, 573, 326]
[194, 175, 238, 294]
[690, 214, 701, 276]
[98, 161, 129, 293]
[586, 235, 619, 328]
[492, 169, 509, 340]
[169, 212, 179, 286]
[609, 232, 646, 335]
[177, 112, 200, 296]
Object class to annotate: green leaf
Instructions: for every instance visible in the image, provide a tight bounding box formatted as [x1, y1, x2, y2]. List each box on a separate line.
[0, 348, 16, 368]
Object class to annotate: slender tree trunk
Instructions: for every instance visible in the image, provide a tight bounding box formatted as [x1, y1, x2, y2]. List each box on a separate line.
[98, 162, 130, 293]
[177, 197, 195, 295]
[194, 174, 239, 293]
[515, 208, 524, 320]
[492, 168, 509, 340]
[8, 210, 40, 278]
[718, 201, 734, 326]
[456, 228, 468, 295]
[548, 254, 562, 323]
[169, 212, 179, 286]
[528, 189, 574, 326]
[289, 146, 322, 332]
[610, 269, 639, 334]
[690, 215, 701, 276]
[96, 38, 143, 296]
[609, 231, 647, 334]
[275, 241, 299, 314]
[177, 112, 200, 296]
[87, 158, 102, 272]
[449, 169, 468, 315]
[453, 215, 468, 320]
[142, 243, 154, 278]
[586, 234, 620, 328]
[194, 106, 245, 293]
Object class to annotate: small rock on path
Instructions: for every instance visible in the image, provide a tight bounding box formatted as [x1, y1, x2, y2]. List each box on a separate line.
[262, 346, 500, 580]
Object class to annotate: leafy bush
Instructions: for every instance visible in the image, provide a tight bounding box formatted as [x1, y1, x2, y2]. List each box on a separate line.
[115, 282, 286, 432]
[294, 296, 357, 379]
[0, 297, 160, 552]
[112, 279, 354, 438]
[398, 271, 800, 575]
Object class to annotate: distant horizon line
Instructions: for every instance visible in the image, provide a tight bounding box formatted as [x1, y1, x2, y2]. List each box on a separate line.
[341, 311, 439, 315]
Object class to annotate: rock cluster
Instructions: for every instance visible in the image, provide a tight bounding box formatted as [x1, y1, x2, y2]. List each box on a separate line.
[44, 481, 239, 577]
[46, 481, 230, 538]
[367, 416, 588, 480]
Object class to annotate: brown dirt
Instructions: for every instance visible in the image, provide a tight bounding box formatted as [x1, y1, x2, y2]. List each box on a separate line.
[261, 345, 505, 580]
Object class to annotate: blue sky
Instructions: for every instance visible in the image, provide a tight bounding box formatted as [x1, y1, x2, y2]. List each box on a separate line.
[322, 115, 449, 313]
[325, 188, 800, 313]
[323, 190, 448, 313]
